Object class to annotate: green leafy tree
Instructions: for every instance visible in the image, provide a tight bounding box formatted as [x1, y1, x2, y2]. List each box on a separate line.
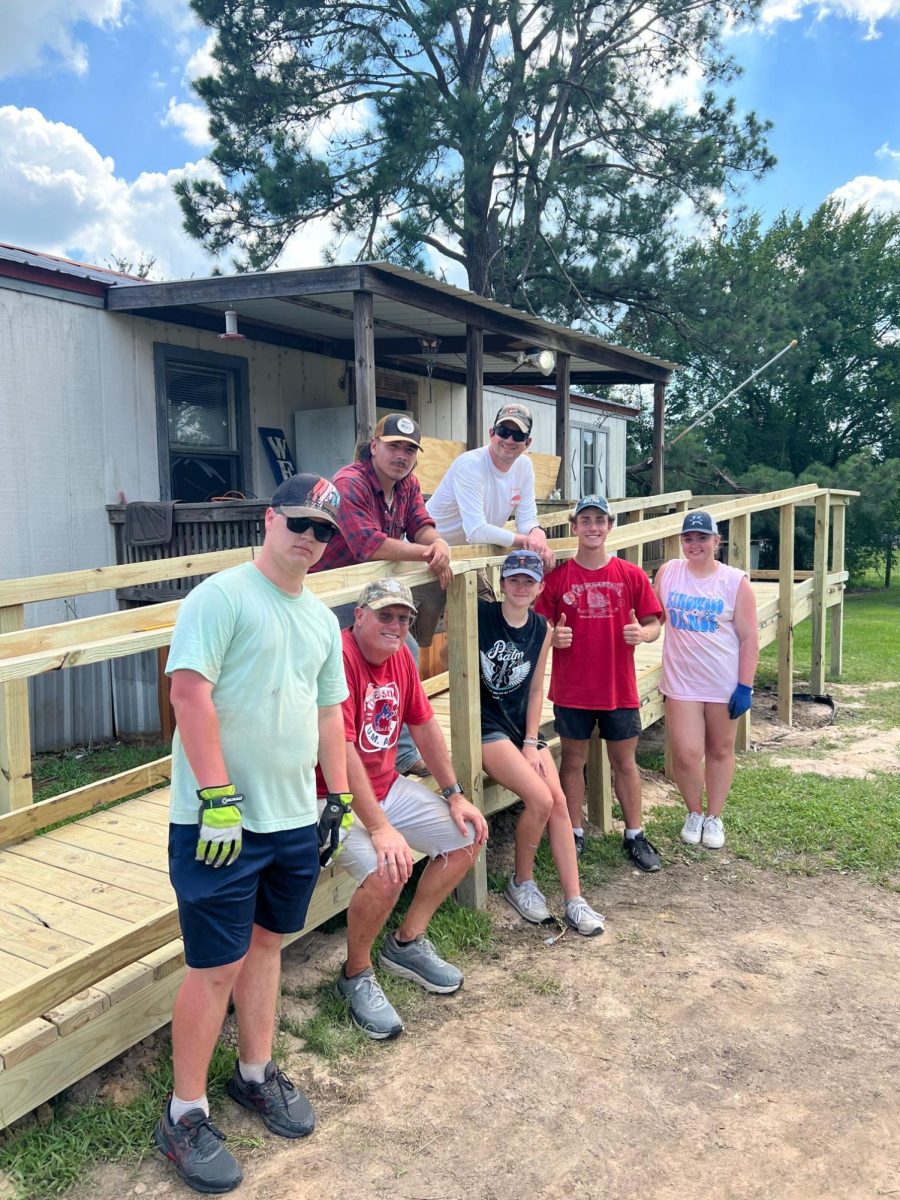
[623, 202, 900, 476]
[178, 0, 773, 311]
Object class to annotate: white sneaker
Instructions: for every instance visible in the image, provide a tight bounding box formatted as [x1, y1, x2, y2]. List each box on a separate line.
[702, 815, 725, 849]
[564, 897, 605, 937]
[504, 876, 552, 924]
[681, 811, 704, 845]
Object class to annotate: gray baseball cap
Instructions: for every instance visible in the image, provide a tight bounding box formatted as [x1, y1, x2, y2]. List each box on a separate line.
[572, 494, 611, 518]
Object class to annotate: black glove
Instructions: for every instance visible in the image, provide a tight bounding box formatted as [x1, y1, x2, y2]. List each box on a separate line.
[317, 793, 354, 867]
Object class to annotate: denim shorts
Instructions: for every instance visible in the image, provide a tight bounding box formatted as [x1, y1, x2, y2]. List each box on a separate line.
[169, 822, 319, 969]
[553, 705, 642, 742]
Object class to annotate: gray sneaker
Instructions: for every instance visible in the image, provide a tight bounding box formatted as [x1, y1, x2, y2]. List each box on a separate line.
[504, 876, 553, 924]
[154, 1103, 243, 1194]
[378, 932, 463, 994]
[337, 966, 404, 1040]
[564, 897, 605, 937]
[226, 1060, 314, 1138]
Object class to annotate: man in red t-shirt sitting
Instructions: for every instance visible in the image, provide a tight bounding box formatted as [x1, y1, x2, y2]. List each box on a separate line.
[318, 579, 488, 1041]
[535, 496, 664, 872]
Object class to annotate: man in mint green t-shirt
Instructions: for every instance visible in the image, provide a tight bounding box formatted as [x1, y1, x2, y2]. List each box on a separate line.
[154, 474, 351, 1195]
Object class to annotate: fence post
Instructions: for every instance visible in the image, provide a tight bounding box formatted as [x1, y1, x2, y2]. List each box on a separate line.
[829, 500, 846, 678]
[585, 730, 613, 833]
[663, 499, 688, 564]
[777, 503, 795, 726]
[0, 605, 33, 813]
[811, 492, 830, 694]
[447, 568, 487, 909]
[620, 511, 643, 569]
[729, 513, 752, 750]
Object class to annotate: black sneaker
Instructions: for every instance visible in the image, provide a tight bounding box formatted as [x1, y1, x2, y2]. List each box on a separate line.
[154, 1103, 243, 1194]
[226, 1060, 315, 1138]
[623, 832, 662, 872]
[574, 832, 585, 858]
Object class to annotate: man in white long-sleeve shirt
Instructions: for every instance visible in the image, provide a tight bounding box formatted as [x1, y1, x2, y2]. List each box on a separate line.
[426, 402, 554, 569]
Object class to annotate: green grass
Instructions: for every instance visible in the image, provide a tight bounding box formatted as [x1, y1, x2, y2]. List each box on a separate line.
[32, 742, 170, 804]
[646, 766, 900, 888]
[757, 577, 899, 690]
[0, 1042, 250, 1200]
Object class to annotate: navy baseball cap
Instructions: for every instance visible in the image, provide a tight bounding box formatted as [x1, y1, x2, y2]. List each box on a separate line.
[682, 511, 719, 535]
[572, 494, 611, 518]
[500, 550, 544, 582]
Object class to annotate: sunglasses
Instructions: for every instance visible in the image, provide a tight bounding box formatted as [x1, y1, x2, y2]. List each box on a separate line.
[371, 609, 413, 626]
[279, 512, 337, 542]
[494, 425, 529, 443]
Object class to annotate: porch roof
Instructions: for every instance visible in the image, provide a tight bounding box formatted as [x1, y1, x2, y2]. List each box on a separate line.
[105, 261, 677, 389]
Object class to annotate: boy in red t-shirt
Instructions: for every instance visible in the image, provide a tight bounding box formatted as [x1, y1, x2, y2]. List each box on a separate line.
[535, 496, 664, 872]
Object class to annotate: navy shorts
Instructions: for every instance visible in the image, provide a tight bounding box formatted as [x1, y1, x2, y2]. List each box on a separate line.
[553, 705, 642, 742]
[169, 822, 319, 969]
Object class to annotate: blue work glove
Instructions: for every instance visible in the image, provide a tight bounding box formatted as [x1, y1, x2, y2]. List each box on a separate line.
[728, 684, 753, 720]
[196, 784, 244, 867]
[317, 793, 354, 867]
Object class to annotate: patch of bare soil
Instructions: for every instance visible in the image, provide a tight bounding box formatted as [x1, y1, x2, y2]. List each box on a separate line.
[70, 866, 898, 1200]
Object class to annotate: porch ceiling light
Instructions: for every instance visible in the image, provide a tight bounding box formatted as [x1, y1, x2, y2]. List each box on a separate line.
[219, 309, 246, 342]
[517, 347, 556, 375]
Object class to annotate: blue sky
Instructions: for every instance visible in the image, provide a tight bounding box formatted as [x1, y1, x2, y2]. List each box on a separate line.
[1, 1, 898, 280]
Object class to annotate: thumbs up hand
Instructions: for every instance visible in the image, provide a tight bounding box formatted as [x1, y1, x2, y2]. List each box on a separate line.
[552, 610, 573, 650]
[623, 608, 643, 646]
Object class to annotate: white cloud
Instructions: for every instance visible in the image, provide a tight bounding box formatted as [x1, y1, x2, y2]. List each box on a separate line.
[0, 0, 122, 77]
[875, 141, 900, 167]
[0, 105, 335, 279]
[163, 98, 212, 148]
[185, 34, 218, 81]
[0, 105, 219, 278]
[829, 174, 900, 214]
[759, 0, 900, 35]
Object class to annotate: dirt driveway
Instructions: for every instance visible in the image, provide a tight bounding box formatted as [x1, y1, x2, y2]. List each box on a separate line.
[72, 690, 900, 1200]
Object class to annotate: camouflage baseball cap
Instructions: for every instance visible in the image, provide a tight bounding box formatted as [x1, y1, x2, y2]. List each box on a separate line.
[357, 578, 418, 613]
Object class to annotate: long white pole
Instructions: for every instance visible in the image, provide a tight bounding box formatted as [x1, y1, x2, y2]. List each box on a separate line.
[666, 339, 798, 450]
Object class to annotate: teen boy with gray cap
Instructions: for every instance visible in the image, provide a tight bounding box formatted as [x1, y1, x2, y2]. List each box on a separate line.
[535, 494, 664, 871]
[319, 578, 488, 1041]
[155, 473, 352, 1194]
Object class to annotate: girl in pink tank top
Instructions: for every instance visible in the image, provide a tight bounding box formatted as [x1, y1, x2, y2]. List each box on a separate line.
[653, 513, 759, 851]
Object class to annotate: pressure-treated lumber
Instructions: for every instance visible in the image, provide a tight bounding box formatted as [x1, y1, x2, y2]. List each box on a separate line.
[447, 570, 486, 909]
[778, 505, 796, 725]
[829, 502, 846, 678]
[0, 605, 32, 813]
[811, 493, 830, 693]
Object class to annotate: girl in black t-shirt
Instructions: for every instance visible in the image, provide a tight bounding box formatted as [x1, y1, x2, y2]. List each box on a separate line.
[479, 551, 605, 936]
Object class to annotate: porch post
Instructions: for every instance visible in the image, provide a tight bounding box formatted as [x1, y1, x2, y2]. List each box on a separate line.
[730, 512, 752, 751]
[652, 381, 666, 495]
[353, 291, 377, 444]
[466, 325, 484, 449]
[555, 352, 571, 498]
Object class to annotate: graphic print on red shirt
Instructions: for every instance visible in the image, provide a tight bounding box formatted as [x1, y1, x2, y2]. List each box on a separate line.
[535, 557, 662, 710]
[315, 628, 433, 803]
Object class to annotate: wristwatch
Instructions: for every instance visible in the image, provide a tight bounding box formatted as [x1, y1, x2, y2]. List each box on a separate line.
[440, 782, 464, 800]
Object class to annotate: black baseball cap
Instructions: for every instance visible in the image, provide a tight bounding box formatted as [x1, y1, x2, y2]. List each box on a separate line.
[373, 413, 423, 449]
[682, 511, 719, 535]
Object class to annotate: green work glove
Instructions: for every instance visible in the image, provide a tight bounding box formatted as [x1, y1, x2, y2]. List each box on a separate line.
[318, 793, 354, 867]
[196, 784, 244, 868]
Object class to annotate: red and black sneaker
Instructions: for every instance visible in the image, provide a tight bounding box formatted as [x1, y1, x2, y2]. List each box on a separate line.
[154, 1102, 242, 1194]
[226, 1060, 315, 1138]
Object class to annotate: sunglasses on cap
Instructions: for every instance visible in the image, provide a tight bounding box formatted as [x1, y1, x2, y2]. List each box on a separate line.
[493, 425, 529, 443]
[278, 511, 337, 543]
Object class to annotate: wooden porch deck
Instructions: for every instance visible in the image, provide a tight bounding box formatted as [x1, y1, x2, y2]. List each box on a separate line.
[0, 484, 854, 1124]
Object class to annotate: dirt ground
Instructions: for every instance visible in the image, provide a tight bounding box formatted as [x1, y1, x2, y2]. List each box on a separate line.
[62, 688, 900, 1199]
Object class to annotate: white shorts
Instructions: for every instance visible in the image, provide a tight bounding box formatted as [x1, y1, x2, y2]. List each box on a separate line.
[333, 775, 477, 885]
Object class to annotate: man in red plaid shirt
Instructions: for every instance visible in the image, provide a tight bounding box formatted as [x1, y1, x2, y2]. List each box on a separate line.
[311, 414, 451, 587]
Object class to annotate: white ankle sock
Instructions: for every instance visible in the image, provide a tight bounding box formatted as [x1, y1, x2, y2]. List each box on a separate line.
[238, 1060, 268, 1084]
[572, 827, 584, 837]
[169, 1093, 209, 1123]
[624, 827, 642, 840]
